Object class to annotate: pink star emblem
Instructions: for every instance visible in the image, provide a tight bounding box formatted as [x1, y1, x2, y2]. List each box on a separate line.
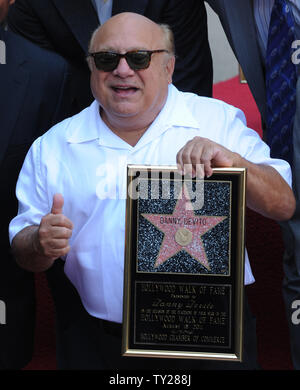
[141, 184, 227, 270]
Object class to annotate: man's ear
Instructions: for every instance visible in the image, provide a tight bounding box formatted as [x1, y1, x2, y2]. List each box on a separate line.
[86, 56, 94, 72]
[165, 55, 175, 84]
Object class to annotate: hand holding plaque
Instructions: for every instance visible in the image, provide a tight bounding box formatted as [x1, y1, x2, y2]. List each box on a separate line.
[176, 136, 239, 178]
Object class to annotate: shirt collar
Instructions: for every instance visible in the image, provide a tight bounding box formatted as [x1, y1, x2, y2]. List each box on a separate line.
[130, 85, 199, 151]
[66, 100, 101, 144]
[66, 84, 199, 147]
[155, 84, 200, 130]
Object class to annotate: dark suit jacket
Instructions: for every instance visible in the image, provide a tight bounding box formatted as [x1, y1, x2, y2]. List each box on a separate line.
[0, 27, 73, 369]
[206, 0, 266, 122]
[7, 0, 213, 112]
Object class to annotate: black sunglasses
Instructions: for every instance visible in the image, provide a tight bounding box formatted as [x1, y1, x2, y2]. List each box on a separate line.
[88, 49, 169, 72]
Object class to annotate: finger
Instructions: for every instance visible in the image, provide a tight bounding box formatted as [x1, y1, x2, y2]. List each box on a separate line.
[50, 214, 73, 229]
[48, 226, 73, 240]
[188, 144, 206, 178]
[51, 193, 64, 215]
[184, 139, 208, 178]
[43, 244, 71, 260]
[177, 141, 196, 177]
[199, 148, 214, 178]
[39, 225, 72, 245]
[42, 214, 73, 229]
[192, 163, 205, 179]
[205, 145, 235, 176]
[47, 238, 70, 250]
[176, 146, 185, 174]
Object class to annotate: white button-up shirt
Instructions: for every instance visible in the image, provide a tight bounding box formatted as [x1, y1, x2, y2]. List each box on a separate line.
[9, 85, 292, 323]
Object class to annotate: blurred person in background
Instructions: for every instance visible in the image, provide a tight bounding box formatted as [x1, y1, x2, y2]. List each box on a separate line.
[0, 0, 74, 369]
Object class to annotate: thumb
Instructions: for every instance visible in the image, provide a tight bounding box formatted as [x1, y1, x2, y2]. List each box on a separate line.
[51, 193, 64, 215]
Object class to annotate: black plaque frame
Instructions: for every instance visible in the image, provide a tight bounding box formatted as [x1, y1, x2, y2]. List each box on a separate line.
[122, 165, 246, 361]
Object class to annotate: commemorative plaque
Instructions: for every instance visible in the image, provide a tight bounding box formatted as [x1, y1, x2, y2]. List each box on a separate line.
[122, 165, 246, 361]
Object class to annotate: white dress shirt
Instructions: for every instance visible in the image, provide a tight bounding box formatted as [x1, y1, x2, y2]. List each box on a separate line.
[9, 85, 292, 323]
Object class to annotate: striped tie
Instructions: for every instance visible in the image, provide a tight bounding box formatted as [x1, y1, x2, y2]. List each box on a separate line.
[265, 0, 297, 164]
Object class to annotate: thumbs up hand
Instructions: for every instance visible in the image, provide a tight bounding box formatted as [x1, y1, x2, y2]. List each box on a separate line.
[36, 193, 73, 261]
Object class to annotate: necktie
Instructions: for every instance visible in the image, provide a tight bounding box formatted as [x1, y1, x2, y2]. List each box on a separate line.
[265, 0, 297, 165]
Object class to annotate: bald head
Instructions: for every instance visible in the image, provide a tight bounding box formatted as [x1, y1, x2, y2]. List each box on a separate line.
[89, 12, 174, 55]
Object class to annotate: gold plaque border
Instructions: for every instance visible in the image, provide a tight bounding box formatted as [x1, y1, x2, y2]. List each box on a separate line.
[122, 165, 246, 362]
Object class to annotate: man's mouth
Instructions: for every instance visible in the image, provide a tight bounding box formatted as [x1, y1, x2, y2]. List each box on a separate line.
[111, 85, 139, 95]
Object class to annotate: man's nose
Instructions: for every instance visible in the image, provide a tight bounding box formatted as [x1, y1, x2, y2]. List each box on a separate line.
[112, 57, 135, 77]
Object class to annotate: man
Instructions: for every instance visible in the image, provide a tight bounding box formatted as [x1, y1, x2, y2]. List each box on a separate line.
[206, 0, 300, 370]
[9, 13, 295, 370]
[7, 0, 213, 113]
[0, 0, 74, 369]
